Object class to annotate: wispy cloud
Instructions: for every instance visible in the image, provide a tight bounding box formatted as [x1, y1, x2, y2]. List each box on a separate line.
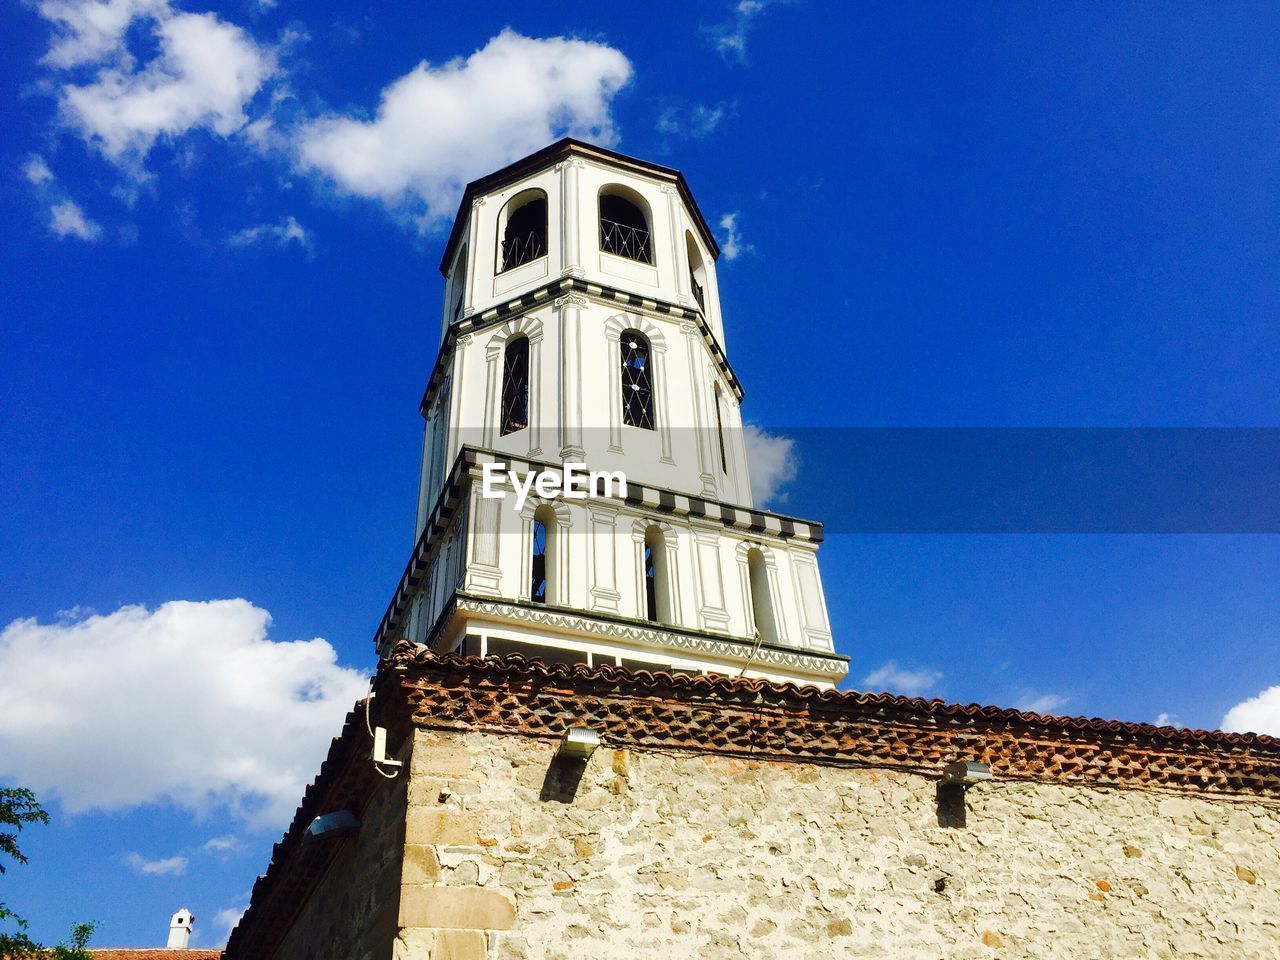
[23, 155, 55, 185]
[656, 101, 735, 140]
[718, 211, 752, 261]
[50, 200, 102, 241]
[1014, 691, 1070, 715]
[1222, 685, 1280, 736]
[123, 852, 189, 876]
[202, 834, 241, 854]
[860, 661, 943, 698]
[23, 154, 103, 242]
[227, 215, 311, 252]
[743, 424, 798, 506]
[706, 0, 781, 63]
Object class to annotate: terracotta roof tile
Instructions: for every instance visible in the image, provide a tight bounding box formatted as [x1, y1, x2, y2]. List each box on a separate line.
[89, 951, 222, 959]
[225, 645, 1280, 960]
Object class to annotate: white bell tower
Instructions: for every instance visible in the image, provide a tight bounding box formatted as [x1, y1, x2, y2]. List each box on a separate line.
[375, 139, 845, 686]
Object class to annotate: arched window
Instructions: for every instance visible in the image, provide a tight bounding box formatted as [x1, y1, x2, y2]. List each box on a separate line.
[599, 187, 653, 264]
[643, 525, 670, 623]
[531, 504, 557, 604]
[685, 232, 707, 309]
[620, 330, 655, 429]
[450, 243, 467, 322]
[500, 336, 529, 435]
[747, 548, 778, 644]
[499, 191, 547, 273]
[714, 383, 727, 474]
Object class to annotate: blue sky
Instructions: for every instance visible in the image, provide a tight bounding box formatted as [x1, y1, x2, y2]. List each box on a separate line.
[3, 0, 1280, 948]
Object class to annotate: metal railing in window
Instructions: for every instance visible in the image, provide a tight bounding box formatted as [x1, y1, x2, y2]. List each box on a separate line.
[690, 275, 705, 309]
[600, 218, 653, 264]
[501, 230, 546, 272]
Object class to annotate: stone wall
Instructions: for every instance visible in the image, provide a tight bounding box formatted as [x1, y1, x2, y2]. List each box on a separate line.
[272, 767, 406, 960]
[398, 727, 1280, 960]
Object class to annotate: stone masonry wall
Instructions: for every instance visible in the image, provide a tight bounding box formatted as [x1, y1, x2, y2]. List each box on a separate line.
[273, 768, 406, 960]
[397, 727, 1280, 960]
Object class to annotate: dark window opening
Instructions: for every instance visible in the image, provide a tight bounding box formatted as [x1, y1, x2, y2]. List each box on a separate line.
[530, 516, 548, 604]
[500, 337, 529, 435]
[714, 384, 728, 474]
[620, 331, 655, 429]
[600, 194, 653, 264]
[644, 541, 657, 622]
[501, 196, 547, 272]
[690, 272, 705, 309]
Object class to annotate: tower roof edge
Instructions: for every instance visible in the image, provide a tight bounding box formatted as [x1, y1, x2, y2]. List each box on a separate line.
[438, 137, 721, 276]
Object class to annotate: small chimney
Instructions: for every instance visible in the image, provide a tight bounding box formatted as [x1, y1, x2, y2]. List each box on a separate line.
[167, 907, 195, 949]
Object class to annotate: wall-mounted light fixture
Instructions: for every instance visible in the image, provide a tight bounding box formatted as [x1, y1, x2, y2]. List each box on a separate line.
[940, 760, 993, 786]
[542, 727, 600, 802]
[304, 810, 361, 842]
[555, 727, 600, 762]
[937, 759, 992, 827]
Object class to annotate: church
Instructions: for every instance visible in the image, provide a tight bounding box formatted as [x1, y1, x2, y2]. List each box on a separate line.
[223, 140, 1280, 959]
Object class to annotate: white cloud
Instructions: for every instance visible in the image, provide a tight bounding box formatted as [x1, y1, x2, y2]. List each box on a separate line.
[1014, 692, 1070, 715]
[860, 661, 943, 698]
[1222, 685, 1280, 737]
[656, 101, 734, 140]
[50, 200, 102, 240]
[202, 834, 241, 853]
[227, 214, 311, 251]
[38, 0, 169, 69]
[23, 155, 56, 185]
[1154, 711, 1180, 728]
[744, 424, 797, 506]
[123, 851, 188, 875]
[707, 0, 779, 62]
[295, 29, 632, 226]
[0, 600, 369, 828]
[41, 1, 275, 169]
[718, 211, 752, 261]
[212, 903, 247, 947]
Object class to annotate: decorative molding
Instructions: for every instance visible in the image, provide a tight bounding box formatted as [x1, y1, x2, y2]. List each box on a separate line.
[553, 293, 589, 309]
[450, 595, 846, 676]
[418, 275, 744, 416]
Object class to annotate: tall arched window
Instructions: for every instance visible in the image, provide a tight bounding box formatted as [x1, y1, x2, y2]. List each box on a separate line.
[599, 187, 653, 264]
[620, 330, 655, 429]
[685, 232, 707, 309]
[450, 243, 467, 322]
[643, 525, 670, 623]
[747, 547, 778, 644]
[531, 504, 557, 604]
[500, 336, 529, 435]
[713, 383, 728, 474]
[499, 191, 547, 273]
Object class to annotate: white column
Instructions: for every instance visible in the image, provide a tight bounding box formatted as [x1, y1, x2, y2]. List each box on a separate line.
[559, 158, 584, 277]
[556, 294, 587, 460]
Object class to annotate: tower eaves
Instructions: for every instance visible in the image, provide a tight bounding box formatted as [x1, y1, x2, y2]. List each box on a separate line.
[438, 137, 721, 276]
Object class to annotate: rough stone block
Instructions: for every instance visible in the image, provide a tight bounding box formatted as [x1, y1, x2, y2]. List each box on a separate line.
[399, 885, 517, 930]
[406, 808, 479, 846]
[404, 844, 442, 884]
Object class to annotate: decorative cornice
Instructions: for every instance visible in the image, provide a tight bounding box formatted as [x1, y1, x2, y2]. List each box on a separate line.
[372, 447, 827, 656]
[418, 275, 743, 415]
[450, 594, 845, 677]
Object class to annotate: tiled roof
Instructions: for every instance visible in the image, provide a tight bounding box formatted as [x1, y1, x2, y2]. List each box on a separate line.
[392, 643, 1280, 796]
[224, 645, 1280, 959]
[89, 952, 222, 959]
